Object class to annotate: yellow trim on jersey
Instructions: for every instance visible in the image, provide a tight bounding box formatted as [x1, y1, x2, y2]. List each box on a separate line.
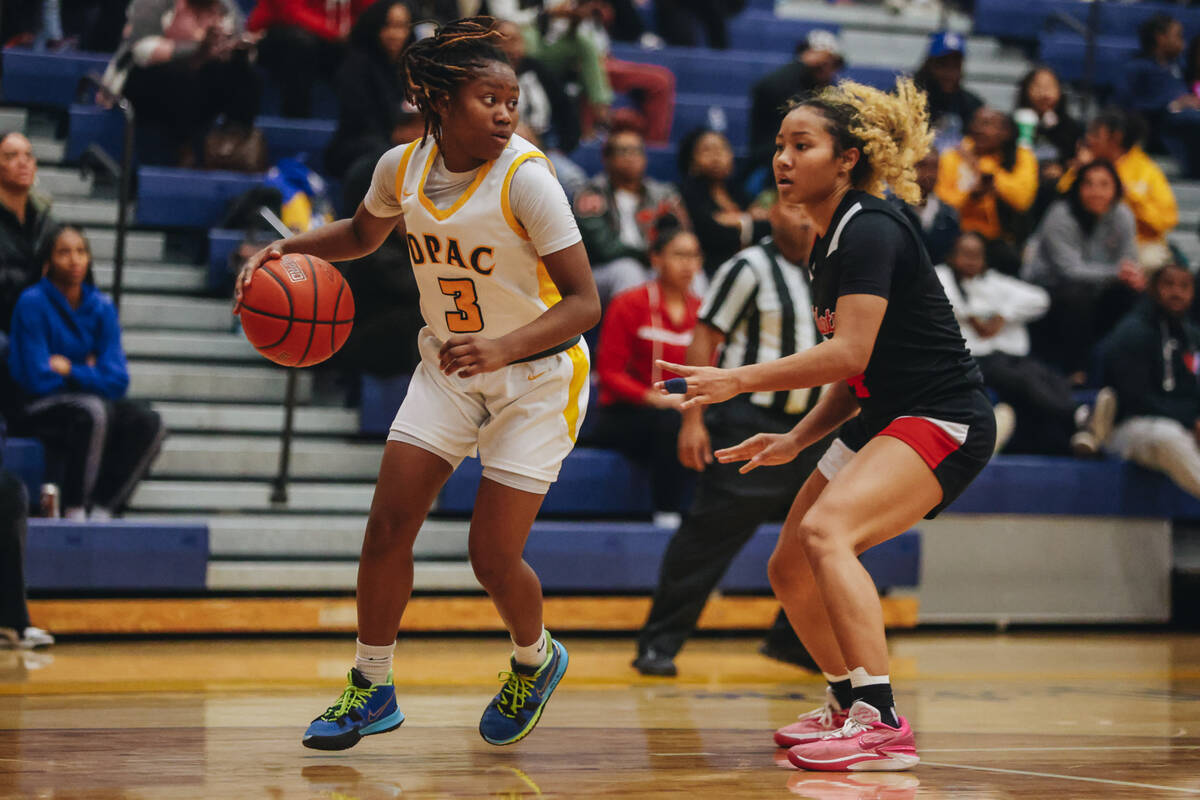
[500, 151, 550, 241]
[535, 258, 562, 309]
[562, 343, 589, 442]
[417, 143, 496, 221]
[392, 139, 421, 211]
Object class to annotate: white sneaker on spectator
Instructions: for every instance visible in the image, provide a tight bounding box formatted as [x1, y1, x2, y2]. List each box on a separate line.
[89, 507, 112, 521]
[652, 511, 682, 529]
[992, 403, 1016, 455]
[1071, 388, 1117, 457]
[19, 627, 54, 649]
[63, 507, 86, 521]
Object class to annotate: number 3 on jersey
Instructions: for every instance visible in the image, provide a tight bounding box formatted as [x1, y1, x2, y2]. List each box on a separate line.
[438, 277, 484, 333]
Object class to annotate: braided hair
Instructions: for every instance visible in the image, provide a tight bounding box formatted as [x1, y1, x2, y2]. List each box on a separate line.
[401, 17, 511, 145]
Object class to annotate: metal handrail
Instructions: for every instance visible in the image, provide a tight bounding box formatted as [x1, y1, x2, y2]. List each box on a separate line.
[1043, 1, 1105, 119]
[77, 74, 135, 315]
[257, 207, 299, 506]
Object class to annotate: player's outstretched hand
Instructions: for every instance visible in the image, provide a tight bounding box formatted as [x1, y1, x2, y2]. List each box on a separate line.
[232, 242, 284, 313]
[714, 432, 800, 474]
[439, 334, 507, 378]
[654, 361, 742, 410]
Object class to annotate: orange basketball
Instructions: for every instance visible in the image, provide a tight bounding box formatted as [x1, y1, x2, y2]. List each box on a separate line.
[238, 253, 355, 368]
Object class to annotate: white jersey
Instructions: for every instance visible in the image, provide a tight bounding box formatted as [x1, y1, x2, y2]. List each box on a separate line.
[373, 134, 575, 343]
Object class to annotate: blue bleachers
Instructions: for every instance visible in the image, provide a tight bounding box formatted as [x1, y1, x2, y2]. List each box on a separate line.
[525, 522, 920, 593]
[1, 48, 109, 108]
[136, 167, 261, 227]
[24, 519, 209, 590]
[727, 14, 840, 55]
[974, 0, 1200, 43]
[610, 42, 790, 96]
[2, 437, 45, 504]
[1038, 33, 1138, 90]
[68, 105, 336, 167]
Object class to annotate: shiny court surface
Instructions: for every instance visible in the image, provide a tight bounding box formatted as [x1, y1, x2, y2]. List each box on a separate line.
[3, 632, 1200, 798]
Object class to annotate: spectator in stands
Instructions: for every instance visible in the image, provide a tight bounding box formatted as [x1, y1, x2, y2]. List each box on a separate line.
[1015, 66, 1082, 182]
[7, 227, 165, 521]
[0, 419, 53, 650]
[679, 128, 770, 277]
[586, 217, 702, 524]
[898, 145, 960, 267]
[653, 0, 743, 49]
[103, 0, 261, 168]
[915, 31, 984, 148]
[0, 133, 55, 365]
[1103, 262, 1200, 499]
[938, 231, 1108, 455]
[248, 0, 375, 118]
[324, 0, 418, 181]
[489, 1, 614, 136]
[935, 107, 1038, 275]
[1115, 14, 1200, 180]
[634, 200, 830, 678]
[493, 19, 581, 159]
[573, 127, 689, 305]
[1187, 33, 1200, 101]
[748, 29, 843, 175]
[1059, 109, 1178, 271]
[1025, 160, 1142, 383]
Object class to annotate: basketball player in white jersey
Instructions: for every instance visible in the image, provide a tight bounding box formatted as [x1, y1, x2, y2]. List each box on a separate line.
[233, 18, 600, 751]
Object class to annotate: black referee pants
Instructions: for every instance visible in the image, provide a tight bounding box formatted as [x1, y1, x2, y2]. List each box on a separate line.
[18, 395, 165, 513]
[0, 469, 31, 632]
[637, 400, 833, 660]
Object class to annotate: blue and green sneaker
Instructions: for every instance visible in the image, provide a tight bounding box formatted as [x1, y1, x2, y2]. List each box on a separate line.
[302, 668, 404, 751]
[479, 633, 568, 745]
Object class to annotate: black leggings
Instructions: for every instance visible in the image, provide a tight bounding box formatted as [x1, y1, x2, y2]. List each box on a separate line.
[581, 403, 690, 514]
[18, 396, 165, 513]
[977, 352, 1077, 455]
[0, 469, 30, 631]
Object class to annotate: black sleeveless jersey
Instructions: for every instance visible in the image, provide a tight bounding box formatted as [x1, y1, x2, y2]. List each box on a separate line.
[808, 190, 982, 425]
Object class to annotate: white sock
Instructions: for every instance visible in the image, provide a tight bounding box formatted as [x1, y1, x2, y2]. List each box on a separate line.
[822, 671, 851, 684]
[354, 639, 395, 685]
[89, 507, 112, 521]
[848, 667, 890, 687]
[63, 507, 85, 521]
[512, 628, 549, 667]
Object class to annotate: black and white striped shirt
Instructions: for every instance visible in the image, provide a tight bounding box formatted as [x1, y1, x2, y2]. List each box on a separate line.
[698, 237, 820, 416]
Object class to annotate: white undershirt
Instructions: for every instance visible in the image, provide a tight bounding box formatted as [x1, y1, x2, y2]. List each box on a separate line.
[364, 142, 582, 257]
[613, 188, 644, 250]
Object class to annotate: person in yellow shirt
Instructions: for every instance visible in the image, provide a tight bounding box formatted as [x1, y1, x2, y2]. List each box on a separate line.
[935, 108, 1039, 274]
[1057, 108, 1178, 269]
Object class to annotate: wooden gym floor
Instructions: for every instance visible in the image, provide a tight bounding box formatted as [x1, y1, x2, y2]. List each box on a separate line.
[3, 631, 1200, 798]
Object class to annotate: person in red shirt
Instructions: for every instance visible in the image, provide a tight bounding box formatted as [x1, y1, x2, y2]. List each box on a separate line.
[586, 216, 702, 524]
[248, 0, 377, 118]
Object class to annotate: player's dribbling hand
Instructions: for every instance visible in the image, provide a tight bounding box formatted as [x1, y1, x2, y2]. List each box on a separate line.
[714, 432, 800, 474]
[232, 242, 284, 313]
[654, 361, 742, 410]
[439, 334, 508, 378]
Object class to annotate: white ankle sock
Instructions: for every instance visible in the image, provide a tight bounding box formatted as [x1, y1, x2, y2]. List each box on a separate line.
[847, 667, 889, 687]
[355, 639, 395, 685]
[512, 628, 549, 667]
[822, 671, 851, 684]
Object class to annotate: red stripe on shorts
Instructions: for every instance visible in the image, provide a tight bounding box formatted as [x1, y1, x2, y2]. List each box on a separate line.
[877, 416, 962, 470]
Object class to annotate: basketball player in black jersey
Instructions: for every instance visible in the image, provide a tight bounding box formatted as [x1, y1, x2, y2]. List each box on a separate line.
[658, 79, 994, 771]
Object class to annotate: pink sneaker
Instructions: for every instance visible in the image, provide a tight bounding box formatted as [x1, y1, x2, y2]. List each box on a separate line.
[787, 701, 919, 772]
[774, 686, 848, 747]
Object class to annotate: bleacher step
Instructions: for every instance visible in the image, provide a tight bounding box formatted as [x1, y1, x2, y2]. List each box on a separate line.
[130, 479, 374, 513]
[206, 560, 479, 592]
[36, 165, 93, 197]
[30, 135, 65, 163]
[777, 0, 970, 33]
[121, 294, 235, 331]
[94, 262, 207, 294]
[53, 197, 124, 226]
[85, 229, 165, 261]
[206, 516, 466, 558]
[150, 401, 359, 435]
[0, 107, 29, 132]
[152, 434, 380, 480]
[123, 330, 259, 362]
[128, 361, 313, 403]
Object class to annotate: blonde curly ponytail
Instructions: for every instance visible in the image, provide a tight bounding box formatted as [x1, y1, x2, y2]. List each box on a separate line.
[789, 77, 933, 205]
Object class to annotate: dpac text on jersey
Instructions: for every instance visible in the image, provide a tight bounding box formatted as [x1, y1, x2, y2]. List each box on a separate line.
[407, 233, 495, 275]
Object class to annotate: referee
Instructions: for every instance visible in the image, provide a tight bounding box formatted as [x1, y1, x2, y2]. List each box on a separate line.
[634, 201, 834, 676]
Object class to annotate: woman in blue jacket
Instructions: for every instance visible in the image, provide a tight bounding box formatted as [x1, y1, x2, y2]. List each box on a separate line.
[7, 226, 164, 521]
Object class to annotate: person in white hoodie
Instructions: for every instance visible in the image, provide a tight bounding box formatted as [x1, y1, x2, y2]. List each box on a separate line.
[937, 231, 1113, 454]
